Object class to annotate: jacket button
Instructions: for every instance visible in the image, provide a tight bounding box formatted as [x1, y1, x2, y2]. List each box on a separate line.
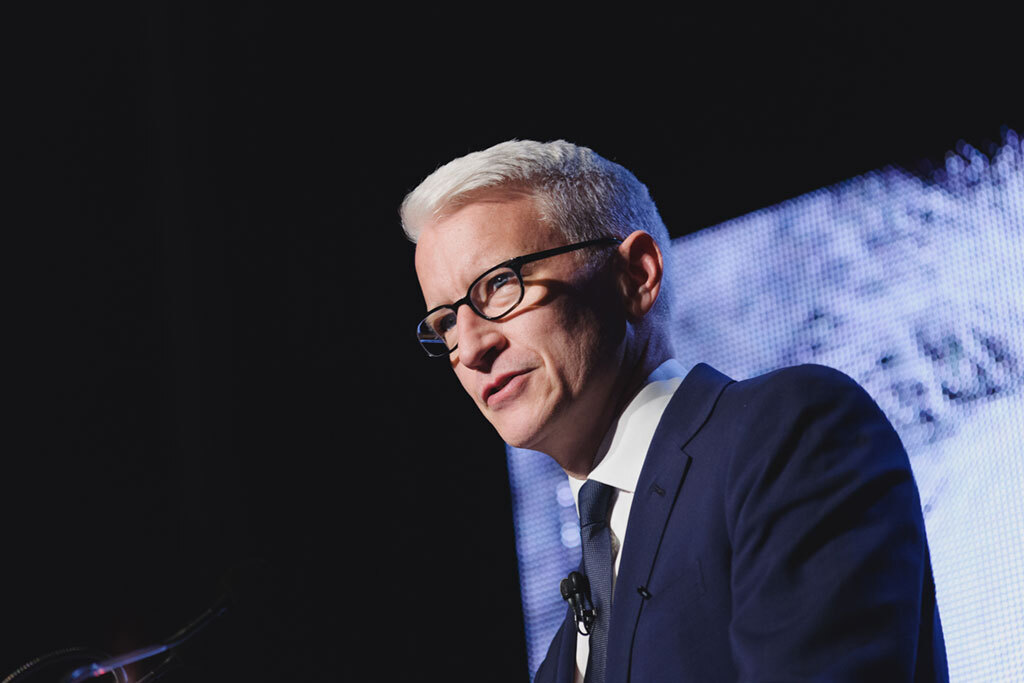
[637, 586, 652, 599]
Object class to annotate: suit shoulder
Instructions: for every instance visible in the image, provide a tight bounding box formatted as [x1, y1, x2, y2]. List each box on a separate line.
[698, 363, 900, 463]
[720, 364, 871, 414]
[734, 363, 861, 393]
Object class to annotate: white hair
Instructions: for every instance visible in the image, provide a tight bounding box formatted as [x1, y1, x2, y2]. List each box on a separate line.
[400, 139, 675, 326]
[400, 139, 670, 249]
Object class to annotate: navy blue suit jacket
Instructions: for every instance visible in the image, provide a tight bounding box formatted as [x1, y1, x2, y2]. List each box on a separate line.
[535, 363, 947, 682]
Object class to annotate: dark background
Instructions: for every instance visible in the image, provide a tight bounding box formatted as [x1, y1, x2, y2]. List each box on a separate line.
[5, 4, 1019, 681]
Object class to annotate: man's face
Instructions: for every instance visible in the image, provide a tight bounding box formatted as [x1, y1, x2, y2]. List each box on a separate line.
[414, 195, 626, 456]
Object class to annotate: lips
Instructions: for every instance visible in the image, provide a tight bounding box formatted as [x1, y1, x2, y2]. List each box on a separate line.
[483, 370, 530, 406]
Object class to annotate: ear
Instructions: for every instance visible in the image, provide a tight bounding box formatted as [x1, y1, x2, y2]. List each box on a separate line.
[615, 230, 664, 321]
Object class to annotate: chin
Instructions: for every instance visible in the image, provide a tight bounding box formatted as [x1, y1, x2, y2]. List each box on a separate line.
[492, 417, 547, 451]
[484, 387, 563, 450]
[496, 427, 538, 450]
[489, 402, 564, 453]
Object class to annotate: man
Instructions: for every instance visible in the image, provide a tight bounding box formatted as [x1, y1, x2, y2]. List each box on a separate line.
[402, 140, 947, 681]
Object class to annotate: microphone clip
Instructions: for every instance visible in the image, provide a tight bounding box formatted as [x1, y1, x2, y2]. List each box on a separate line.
[559, 571, 597, 636]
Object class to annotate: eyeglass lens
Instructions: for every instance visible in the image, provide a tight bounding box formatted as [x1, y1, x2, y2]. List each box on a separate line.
[417, 266, 524, 356]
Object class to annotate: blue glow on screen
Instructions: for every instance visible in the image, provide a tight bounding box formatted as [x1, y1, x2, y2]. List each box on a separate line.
[509, 130, 1024, 681]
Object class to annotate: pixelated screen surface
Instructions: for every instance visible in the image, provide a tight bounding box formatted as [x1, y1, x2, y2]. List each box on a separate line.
[508, 131, 1024, 681]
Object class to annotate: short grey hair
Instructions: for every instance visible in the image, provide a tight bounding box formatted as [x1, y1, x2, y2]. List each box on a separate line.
[400, 139, 674, 323]
[400, 139, 669, 247]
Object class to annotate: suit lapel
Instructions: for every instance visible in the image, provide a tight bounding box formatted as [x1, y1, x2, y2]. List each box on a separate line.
[605, 363, 733, 681]
[552, 608, 578, 683]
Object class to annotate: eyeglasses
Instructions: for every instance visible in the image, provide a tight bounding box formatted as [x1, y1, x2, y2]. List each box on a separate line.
[416, 237, 622, 357]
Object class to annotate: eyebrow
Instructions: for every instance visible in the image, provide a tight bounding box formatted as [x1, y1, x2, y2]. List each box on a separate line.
[424, 255, 514, 312]
[423, 237, 621, 312]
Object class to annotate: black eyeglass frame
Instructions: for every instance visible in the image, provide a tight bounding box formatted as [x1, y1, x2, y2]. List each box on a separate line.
[416, 236, 623, 357]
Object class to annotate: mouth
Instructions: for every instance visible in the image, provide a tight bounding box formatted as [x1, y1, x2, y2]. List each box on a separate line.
[483, 370, 530, 407]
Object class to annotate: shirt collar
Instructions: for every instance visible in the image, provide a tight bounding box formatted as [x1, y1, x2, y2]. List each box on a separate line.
[568, 358, 687, 499]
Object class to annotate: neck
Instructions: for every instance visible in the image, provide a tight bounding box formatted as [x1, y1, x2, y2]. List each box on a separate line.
[552, 335, 673, 480]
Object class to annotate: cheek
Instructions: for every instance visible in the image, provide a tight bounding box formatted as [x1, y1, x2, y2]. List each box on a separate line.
[541, 312, 602, 389]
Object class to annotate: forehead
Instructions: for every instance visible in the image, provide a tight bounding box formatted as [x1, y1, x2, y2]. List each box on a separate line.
[414, 195, 558, 305]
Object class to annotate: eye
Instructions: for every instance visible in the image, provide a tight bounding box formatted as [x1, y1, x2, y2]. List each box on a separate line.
[485, 271, 514, 294]
[434, 311, 457, 335]
[470, 267, 521, 315]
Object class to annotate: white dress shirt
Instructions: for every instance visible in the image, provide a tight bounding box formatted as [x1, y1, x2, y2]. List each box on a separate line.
[566, 359, 687, 683]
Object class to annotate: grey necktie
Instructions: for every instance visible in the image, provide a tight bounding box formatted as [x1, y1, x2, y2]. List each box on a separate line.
[579, 479, 614, 683]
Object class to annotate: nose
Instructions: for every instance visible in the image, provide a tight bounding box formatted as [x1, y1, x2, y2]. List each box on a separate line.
[455, 305, 506, 371]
